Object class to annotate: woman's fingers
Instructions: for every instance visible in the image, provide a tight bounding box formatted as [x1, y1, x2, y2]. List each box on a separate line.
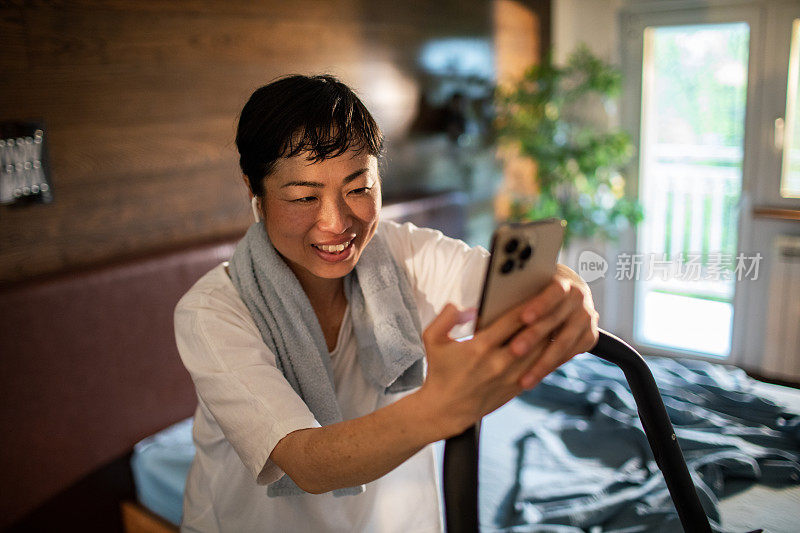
[478, 277, 570, 350]
[519, 278, 571, 324]
[422, 304, 477, 346]
[506, 338, 549, 382]
[518, 302, 599, 389]
[487, 285, 578, 389]
[508, 286, 576, 357]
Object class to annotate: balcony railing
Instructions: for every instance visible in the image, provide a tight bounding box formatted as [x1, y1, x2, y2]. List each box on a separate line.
[640, 144, 742, 303]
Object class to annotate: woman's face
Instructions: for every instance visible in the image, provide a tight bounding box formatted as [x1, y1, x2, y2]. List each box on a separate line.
[259, 149, 382, 289]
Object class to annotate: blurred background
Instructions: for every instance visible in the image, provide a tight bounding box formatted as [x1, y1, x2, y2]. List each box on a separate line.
[1, 0, 799, 530]
[3, 0, 798, 375]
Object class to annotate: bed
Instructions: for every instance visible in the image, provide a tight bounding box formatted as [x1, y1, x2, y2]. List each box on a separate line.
[0, 191, 469, 531]
[127, 351, 800, 532]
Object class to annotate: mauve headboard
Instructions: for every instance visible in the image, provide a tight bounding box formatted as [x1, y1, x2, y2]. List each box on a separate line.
[0, 190, 467, 531]
[0, 235, 239, 530]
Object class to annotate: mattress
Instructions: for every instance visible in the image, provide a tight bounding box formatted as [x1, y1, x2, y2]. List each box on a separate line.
[131, 358, 800, 531]
[130, 417, 194, 527]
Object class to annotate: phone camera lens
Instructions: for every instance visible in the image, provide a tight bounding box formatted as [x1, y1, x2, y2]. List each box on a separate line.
[500, 259, 515, 274]
[520, 245, 532, 260]
[504, 238, 519, 254]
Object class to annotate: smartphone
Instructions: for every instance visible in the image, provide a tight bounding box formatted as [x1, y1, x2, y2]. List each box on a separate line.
[475, 218, 565, 332]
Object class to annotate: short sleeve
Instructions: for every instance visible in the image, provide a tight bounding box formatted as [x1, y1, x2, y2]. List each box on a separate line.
[379, 220, 489, 335]
[174, 270, 320, 485]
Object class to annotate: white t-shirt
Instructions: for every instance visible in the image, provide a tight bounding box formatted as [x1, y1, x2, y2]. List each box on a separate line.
[174, 220, 489, 533]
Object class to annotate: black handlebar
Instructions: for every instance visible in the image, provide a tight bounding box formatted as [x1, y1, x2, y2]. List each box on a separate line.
[442, 329, 713, 533]
[587, 330, 712, 532]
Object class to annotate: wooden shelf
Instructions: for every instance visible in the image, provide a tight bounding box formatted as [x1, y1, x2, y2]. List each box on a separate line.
[752, 207, 800, 221]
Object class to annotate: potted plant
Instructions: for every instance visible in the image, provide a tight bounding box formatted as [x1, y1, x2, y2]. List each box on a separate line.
[494, 45, 642, 247]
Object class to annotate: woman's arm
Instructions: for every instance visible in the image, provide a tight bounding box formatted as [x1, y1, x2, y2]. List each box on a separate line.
[269, 388, 443, 494]
[270, 302, 525, 494]
[271, 273, 599, 494]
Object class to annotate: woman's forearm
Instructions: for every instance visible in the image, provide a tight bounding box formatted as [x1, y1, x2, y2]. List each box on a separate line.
[269, 389, 462, 494]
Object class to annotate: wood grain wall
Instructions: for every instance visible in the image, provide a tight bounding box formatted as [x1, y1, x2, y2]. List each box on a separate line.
[0, 0, 495, 285]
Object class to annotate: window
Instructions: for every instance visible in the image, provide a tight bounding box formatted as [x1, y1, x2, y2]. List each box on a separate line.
[781, 19, 800, 198]
[619, 1, 800, 364]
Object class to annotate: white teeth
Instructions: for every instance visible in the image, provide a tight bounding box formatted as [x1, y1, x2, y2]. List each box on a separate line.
[315, 241, 350, 253]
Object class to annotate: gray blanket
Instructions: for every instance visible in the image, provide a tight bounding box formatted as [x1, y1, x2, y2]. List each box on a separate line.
[497, 355, 800, 532]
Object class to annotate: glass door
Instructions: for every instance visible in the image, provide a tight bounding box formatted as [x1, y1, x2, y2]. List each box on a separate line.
[634, 23, 750, 357]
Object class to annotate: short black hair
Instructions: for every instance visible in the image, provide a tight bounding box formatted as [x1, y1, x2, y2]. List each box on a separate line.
[236, 74, 384, 197]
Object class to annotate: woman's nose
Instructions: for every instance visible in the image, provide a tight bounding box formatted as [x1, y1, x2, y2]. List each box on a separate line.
[316, 198, 352, 233]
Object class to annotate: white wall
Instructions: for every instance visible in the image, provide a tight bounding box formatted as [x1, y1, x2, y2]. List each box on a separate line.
[551, 0, 629, 334]
[553, 0, 624, 64]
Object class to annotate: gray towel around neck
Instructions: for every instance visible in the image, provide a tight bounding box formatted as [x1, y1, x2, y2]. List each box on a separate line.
[227, 221, 425, 497]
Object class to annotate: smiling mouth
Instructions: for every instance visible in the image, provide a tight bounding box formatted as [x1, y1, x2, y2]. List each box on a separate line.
[311, 240, 352, 254]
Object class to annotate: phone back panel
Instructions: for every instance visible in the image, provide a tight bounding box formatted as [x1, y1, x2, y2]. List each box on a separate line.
[476, 219, 564, 331]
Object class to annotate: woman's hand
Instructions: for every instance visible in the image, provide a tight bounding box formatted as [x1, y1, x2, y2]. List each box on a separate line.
[417, 265, 599, 438]
[270, 267, 598, 493]
[513, 265, 599, 390]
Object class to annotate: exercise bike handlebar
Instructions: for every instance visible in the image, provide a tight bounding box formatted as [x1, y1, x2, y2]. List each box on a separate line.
[588, 329, 711, 532]
[442, 329, 713, 533]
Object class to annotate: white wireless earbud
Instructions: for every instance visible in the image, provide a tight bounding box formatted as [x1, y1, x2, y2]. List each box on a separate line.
[251, 196, 261, 223]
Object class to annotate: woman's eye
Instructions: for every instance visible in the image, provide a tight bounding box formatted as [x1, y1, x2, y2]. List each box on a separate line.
[349, 187, 372, 195]
[292, 196, 317, 203]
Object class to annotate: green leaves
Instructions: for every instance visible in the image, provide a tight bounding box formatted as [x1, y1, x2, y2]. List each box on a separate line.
[495, 45, 641, 245]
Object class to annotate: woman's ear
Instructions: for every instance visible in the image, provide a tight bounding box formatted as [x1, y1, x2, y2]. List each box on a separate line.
[251, 196, 261, 223]
[241, 174, 262, 223]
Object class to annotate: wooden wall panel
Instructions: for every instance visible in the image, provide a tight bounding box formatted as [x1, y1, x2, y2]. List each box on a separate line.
[0, 0, 494, 285]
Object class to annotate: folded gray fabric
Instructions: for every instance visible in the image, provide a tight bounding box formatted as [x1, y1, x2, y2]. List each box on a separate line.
[228, 222, 425, 497]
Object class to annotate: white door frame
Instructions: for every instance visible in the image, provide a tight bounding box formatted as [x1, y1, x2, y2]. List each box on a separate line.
[616, 0, 766, 366]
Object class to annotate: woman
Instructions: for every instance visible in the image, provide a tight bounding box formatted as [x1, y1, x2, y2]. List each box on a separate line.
[175, 74, 599, 532]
